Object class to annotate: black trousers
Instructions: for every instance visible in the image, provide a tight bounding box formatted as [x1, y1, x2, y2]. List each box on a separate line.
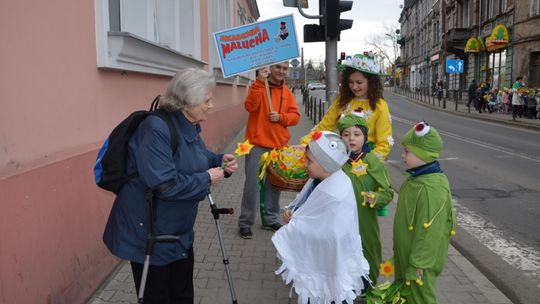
[512, 105, 523, 119]
[131, 247, 194, 304]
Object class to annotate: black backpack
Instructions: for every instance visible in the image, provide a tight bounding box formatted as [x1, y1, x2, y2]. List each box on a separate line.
[93, 96, 178, 194]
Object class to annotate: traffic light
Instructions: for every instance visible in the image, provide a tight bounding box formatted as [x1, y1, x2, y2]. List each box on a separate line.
[340, 52, 346, 60]
[303, 0, 325, 42]
[325, 0, 353, 39]
[304, 24, 325, 42]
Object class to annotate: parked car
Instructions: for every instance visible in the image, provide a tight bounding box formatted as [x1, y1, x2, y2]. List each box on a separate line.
[308, 83, 326, 90]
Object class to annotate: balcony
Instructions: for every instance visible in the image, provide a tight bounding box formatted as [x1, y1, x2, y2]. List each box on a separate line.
[446, 28, 469, 42]
[442, 28, 469, 57]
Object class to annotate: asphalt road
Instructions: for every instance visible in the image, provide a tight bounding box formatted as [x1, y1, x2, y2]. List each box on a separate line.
[382, 91, 540, 304]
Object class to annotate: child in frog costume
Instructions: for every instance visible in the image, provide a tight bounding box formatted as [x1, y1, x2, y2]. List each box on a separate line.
[337, 111, 394, 285]
[393, 121, 456, 304]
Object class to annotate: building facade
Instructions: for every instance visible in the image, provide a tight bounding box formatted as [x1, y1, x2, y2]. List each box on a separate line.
[398, 0, 540, 94]
[513, 0, 540, 87]
[0, 1, 258, 303]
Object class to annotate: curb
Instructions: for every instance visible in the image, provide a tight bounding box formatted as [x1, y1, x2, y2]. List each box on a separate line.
[390, 91, 540, 132]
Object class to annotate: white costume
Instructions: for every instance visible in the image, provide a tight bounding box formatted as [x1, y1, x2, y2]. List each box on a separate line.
[272, 170, 370, 304]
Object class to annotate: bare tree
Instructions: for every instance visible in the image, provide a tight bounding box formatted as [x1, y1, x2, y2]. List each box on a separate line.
[365, 23, 400, 79]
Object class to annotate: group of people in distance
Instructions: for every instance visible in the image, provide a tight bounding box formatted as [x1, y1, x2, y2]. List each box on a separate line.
[101, 54, 455, 304]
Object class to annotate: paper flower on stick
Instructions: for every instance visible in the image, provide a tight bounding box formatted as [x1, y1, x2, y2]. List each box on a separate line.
[312, 131, 323, 141]
[350, 159, 368, 176]
[270, 149, 280, 162]
[235, 139, 254, 157]
[380, 260, 395, 278]
[260, 146, 308, 181]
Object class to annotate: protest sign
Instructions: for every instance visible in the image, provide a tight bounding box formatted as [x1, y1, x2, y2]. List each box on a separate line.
[214, 14, 300, 78]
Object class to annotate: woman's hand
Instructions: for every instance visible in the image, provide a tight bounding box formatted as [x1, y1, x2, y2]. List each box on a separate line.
[222, 154, 238, 174]
[282, 208, 293, 224]
[207, 167, 225, 186]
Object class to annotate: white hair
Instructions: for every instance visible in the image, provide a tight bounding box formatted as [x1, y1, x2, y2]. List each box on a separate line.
[159, 68, 216, 111]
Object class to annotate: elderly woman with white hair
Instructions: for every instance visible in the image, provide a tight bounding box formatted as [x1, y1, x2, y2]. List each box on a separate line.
[103, 68, 238, 304]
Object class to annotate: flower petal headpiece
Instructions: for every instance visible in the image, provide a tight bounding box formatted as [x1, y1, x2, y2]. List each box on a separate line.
[337, 54, 383, 75]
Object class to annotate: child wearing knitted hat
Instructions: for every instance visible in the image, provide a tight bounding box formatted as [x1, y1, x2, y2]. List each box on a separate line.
[336, 111, 394, 286]
[272, 131, 370, 304]
[393, 122, 456, 304]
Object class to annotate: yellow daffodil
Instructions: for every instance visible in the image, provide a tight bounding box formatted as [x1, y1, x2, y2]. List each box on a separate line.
[270, 149, 280, 162]
[380, 260, 395, 278]
[235, 139, 253, 157]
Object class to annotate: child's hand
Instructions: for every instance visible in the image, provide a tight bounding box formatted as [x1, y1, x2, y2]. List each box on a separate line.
[282, 208, 293, 224]
[363, 192, 376, 207]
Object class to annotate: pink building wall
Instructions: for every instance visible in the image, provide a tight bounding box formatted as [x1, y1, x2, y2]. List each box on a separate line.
[0, 0, 249, 303]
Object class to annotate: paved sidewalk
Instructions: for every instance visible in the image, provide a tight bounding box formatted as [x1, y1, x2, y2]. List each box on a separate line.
[391, 89, 540, 132]
[87, 93, 514, 304]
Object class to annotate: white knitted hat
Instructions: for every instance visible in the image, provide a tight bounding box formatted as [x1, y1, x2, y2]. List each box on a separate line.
[308, 131, 349, 173]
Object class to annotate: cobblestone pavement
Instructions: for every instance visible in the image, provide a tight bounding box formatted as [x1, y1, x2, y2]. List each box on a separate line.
[87, 92, 514, 304]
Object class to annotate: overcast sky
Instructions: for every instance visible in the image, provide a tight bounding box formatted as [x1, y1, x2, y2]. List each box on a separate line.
[256, 0, 403, 63]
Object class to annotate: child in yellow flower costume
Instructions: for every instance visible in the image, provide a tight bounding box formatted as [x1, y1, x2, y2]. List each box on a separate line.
[300, 54, 393, 160]
[393, 122, 456, 304]
[337, 111, 394, 285]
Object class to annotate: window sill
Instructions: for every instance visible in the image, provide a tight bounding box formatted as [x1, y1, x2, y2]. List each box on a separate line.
[99, 32, 207, 76]
[213, 68, 252, 86]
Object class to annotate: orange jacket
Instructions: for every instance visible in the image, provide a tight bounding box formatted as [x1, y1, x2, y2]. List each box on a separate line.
[245, 79, 300, 149]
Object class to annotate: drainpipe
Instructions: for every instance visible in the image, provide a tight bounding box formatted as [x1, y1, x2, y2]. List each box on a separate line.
[510, 2, 515, 85]
[442, 0, 447, 109]
[477, 0, 482, 81]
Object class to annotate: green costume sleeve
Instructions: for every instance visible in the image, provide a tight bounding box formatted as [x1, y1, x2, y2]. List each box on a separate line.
[406, 186, 451, 280]
[365, 154, 394, 208]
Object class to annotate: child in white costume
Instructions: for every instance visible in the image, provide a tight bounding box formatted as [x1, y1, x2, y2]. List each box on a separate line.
[272, 131, 370, 304]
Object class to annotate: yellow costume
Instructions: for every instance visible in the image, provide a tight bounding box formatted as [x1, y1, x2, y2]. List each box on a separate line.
[301, 97, 393, 159]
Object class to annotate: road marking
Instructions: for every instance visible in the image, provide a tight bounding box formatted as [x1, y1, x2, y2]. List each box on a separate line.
[393, 116, 540, 163]
[454, 199, 540, 279]
[386, 158, 458, 165]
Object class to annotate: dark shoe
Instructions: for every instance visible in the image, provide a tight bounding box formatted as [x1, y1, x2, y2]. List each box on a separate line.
[262, 223, 282, 232]
[239, 227, 253, 239]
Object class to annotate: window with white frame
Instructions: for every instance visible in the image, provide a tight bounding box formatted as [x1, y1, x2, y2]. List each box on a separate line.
[208, 0, 233, 74]
[461, 0, 471, 28]
[532, 0, 540, 16]
[500, 0, 507, 12]
[94, 0, 205, 76]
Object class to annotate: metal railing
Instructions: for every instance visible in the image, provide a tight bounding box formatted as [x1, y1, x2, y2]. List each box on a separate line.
[394, 87, 464, 110]
[302, 91, 327, 125]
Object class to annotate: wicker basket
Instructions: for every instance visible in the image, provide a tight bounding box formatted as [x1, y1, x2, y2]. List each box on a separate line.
[266, 164, 308, 192]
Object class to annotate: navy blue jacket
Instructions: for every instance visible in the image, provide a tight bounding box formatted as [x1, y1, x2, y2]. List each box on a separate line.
[103, 111, 222, 265]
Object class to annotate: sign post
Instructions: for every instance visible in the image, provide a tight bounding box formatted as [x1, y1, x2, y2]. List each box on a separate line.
[446, 59, 464, 111]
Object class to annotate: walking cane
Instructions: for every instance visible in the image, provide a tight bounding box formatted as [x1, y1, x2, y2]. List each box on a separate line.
[138, 190, 180, 304]
[207, 193, 239, 304]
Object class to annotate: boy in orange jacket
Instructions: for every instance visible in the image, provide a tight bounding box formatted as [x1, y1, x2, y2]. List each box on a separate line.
[238, 63, 300, 239]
